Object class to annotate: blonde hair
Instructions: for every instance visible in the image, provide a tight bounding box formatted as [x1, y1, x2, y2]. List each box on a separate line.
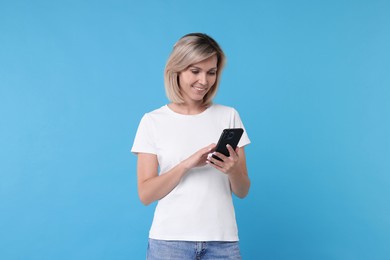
[164, 33, 226, 107]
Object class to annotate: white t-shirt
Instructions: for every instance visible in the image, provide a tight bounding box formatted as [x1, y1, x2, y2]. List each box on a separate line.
[131, 104, 250, 241]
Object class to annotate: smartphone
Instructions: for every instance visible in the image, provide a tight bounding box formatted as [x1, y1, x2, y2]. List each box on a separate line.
[212, 128, 244, 161]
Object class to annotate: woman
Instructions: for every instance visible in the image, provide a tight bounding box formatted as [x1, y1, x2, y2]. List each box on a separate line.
[132, 33, 250, 259]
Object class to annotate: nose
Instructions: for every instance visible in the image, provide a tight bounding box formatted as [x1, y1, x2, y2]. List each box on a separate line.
[197, 73, 207, 85]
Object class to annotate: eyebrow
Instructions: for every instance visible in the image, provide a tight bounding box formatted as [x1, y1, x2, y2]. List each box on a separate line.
[189, 66, 218, 71]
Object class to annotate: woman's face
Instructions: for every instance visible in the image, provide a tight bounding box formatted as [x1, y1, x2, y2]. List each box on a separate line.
[178, 55, 218, 105]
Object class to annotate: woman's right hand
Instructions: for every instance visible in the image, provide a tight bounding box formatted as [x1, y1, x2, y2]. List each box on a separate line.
[182, 143, 216, 169]
[137, 143, 216, 205]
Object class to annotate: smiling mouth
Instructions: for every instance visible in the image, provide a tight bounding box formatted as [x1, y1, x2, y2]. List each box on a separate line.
[193, 86, 207, 91]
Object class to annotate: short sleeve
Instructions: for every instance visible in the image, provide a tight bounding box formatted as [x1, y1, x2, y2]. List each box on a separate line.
[230, 108, 251, 148]
[131, 114, 157, 155]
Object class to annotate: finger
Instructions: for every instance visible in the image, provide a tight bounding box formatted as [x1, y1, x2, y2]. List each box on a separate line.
[199, 144, 216, 156]
[212, 152, 228, 162]
[226, 145, 238, 159]
[226, 144, 236, 155]
[206, 159, 227, 173]
[208, 143, 217, 153]
[204, 143, 216, 153]
[208, 154, 225, 167]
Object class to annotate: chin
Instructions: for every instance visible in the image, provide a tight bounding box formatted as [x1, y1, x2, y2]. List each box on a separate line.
[192, 95, 206, 101]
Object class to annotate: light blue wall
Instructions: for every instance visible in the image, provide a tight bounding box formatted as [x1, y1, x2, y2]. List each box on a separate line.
[1, 1, 389, 259]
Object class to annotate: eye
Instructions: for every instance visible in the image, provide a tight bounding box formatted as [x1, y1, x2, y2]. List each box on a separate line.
[191, 70, 199, 75]
[208, 71, 217, 76]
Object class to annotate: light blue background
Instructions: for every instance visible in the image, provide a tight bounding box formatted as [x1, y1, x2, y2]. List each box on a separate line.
[1, 0, 389, 259]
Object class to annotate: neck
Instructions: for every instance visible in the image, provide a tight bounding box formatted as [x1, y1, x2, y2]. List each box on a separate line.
[168, 102, 208, 115]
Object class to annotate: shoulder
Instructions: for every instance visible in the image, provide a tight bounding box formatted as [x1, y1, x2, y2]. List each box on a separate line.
[145, 105, 169, 116]
[136, 105, 169, 128]
[141, 105, 171, 120]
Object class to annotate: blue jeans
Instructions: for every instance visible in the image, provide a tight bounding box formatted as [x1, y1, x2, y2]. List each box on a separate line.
[146, 239, 242, 260]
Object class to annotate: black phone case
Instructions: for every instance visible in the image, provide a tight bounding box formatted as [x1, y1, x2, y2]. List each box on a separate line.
[212, 128, 244, 161]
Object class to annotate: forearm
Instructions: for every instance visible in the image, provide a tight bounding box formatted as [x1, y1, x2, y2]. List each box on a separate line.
[228, 169, 250, 198]
[137, 144, 214, 205]
[138, 162, 189, 205]
[209, 146, 250, 198]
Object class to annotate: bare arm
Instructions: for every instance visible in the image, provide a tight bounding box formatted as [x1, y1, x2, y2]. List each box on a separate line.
[207, 145, 250, 198]
[136, 144, 216, 205]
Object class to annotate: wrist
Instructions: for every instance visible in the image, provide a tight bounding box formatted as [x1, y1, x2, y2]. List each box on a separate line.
[226, 165, 241, 176]
[180, 159, 191, 172]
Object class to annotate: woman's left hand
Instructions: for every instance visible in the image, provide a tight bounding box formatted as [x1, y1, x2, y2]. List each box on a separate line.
[206, 144, 240, 174]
